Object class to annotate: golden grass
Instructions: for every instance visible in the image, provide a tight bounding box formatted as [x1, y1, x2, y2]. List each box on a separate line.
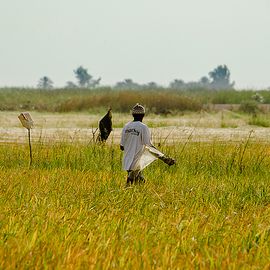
[1, 141, 270, 269]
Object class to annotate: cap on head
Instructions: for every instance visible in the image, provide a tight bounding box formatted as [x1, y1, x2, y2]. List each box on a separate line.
[132, 103, 145, 115]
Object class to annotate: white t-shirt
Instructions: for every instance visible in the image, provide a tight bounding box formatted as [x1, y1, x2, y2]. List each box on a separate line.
[120, 121, 164, 171]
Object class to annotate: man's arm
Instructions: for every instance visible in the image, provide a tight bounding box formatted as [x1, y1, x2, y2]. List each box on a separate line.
[158, 155, 176, 166]
[143, 126, 176, 166]
[120, 125, 126, 151]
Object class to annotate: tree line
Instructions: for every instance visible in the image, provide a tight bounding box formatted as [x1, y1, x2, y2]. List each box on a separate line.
[38, 64, 234, 90]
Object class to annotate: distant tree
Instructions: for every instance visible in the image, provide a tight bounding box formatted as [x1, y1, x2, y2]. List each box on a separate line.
[185, 81, 202, 89]
[144, 82, 159, 89]
[200, 76, 210, 86]
[208, 65, 234, 89]
[37, 76, 54, 89]
[74, 66, 92, 87]
[114, 79, 142, 90]
[91, 77, 102, 88]
[65, 81, 78, 89]
[169, 79, 185, 89]
[73, 66, 101, 88]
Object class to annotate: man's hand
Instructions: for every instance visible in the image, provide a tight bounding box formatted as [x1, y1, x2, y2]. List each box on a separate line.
[159, 155, 176, 166]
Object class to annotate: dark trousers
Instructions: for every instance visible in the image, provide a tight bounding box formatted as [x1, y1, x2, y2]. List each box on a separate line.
[126, 170, 145, 185]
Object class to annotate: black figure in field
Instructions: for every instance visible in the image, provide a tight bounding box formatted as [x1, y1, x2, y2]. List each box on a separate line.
[98, 108, 112, 142]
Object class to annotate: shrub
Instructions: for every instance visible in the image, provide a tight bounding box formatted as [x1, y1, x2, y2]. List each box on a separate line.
[239, 100, 259, 115]
[248, 116, 270, 127]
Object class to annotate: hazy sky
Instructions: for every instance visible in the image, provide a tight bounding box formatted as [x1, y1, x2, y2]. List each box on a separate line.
[0, 0, 269, 89]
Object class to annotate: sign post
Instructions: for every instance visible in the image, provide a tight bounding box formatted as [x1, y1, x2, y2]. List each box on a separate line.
[18, 112, 34, 166]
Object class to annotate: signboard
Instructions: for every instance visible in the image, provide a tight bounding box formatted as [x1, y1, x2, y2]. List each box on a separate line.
[18, 112, 34, 129]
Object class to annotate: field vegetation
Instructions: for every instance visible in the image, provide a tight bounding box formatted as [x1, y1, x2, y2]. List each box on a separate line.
[1, 138, 270, 268]
[1, 87, 270, 114]
[1, 87, 270, 268]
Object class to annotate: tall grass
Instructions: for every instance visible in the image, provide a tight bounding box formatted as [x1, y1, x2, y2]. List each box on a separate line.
[1, 87, 270, 113]
[0, 88, 202, 113]
[1, 140, 270, 269]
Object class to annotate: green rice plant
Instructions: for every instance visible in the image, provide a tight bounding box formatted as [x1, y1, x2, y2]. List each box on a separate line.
[239, 100, 259, 116]
[248, 115, 270, 127]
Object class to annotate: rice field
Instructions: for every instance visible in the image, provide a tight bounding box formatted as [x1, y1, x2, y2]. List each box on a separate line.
[1, 112, 270, 269]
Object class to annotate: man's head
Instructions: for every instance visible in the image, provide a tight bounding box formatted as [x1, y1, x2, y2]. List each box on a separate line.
[132, 103, 145, 121]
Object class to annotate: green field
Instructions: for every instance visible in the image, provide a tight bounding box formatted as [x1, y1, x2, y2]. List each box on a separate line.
[1, 138, 270, 269]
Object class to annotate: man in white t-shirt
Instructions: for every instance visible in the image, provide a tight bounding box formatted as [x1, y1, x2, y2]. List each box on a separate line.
[120, 103, 175, 185]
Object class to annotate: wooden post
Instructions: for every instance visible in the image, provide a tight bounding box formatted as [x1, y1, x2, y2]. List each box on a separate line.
[18, 112, 34, 166]
[28, 128, 33, 166]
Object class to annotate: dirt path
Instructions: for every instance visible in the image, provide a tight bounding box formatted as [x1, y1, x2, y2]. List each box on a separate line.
[1, 126, 270, 145]
[1, 111, 270, 144]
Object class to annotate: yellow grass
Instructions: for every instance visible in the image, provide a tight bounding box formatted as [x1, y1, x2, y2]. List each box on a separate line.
[1, 137, 270, 269]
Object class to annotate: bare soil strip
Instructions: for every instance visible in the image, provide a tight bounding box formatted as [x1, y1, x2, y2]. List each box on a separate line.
[1, 111, 270, 144]
[1, 126, 270, 145]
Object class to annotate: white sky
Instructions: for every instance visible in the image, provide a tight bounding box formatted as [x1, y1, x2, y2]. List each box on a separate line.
[0, 0, 269, 89]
